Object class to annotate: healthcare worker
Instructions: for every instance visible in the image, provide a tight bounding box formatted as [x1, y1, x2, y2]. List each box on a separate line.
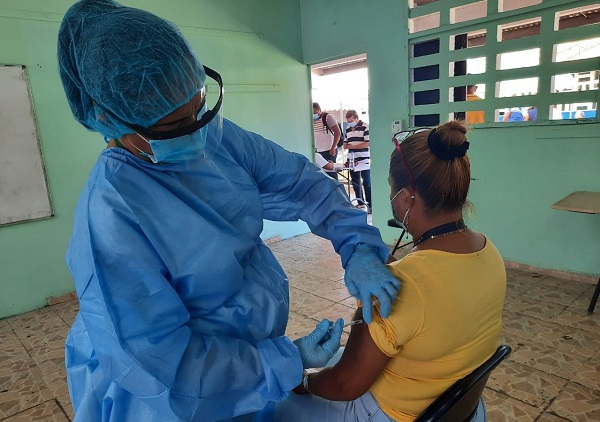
[58, 1, 399, 421]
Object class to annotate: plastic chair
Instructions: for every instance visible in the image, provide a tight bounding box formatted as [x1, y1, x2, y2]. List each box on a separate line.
[387, 218, 412, 255]
[414, 345, 512, 422]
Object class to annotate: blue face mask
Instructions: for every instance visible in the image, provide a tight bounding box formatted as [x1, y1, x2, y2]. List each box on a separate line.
[136, 105, 209, 163]
[313, 113, 320, 120]
[347, 121, 357, 128]
[138, 126, 208, 163]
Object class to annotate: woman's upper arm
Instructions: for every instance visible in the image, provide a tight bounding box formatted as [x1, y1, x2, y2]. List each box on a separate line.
[336, 308, 392, 392]
[308, 308, 391, 400]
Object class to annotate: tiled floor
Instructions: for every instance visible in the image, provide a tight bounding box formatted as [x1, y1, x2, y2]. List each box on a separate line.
[1, 233, 599, 421]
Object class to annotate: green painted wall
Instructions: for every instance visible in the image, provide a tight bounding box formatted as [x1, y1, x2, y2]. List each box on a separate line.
[0, 0, 311, 318]
[300, 0, 600, 276]
[3, 0, 597, 318]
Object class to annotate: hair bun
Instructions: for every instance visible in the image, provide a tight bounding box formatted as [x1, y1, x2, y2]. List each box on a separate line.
[427, 128, 469, 160]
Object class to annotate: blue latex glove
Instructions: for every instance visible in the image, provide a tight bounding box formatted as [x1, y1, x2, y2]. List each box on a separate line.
[293, 319, 343, 369]
[344, 243, 400, 324]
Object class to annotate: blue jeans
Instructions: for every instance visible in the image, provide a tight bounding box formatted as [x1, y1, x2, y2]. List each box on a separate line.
[350, 169, 371, 207]
[270, 395, 486, 422]
[271, 390, 393, 422]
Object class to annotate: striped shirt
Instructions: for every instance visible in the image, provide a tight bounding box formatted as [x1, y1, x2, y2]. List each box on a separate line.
[344, 120, 370, 171]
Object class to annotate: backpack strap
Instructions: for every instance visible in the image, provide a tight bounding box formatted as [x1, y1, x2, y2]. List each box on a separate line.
[322, 112, 332, 134]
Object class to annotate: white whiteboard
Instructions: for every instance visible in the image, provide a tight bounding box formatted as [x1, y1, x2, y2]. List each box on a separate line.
[0, 65, 52, 225]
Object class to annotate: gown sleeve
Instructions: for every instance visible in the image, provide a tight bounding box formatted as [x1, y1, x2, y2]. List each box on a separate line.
[227, 121, 389, 266]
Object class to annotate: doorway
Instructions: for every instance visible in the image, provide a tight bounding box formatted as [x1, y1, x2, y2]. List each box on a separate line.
[310, 54, 371, 219]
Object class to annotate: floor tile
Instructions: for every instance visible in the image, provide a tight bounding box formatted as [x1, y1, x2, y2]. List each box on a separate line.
[536, 412, 574, 421]
[505, 269, 545, 293]
[7, 308, 67, 340]
[312, 303, 357, 325]
[570, 285, 599, 312]
[571, 353, 600, 392]
[42, 367, 69, 399]
[502, 311, 560, 341]
[0, 318, 11, 333]
[289, 287, 337, 317]
[547, 382, 600, 422]
[285, 311, 319, 338]
[282, 260, 344, 281]
[286, 269, 318, 287]
[487, 360, 567, 408]
[269, 244, 306, 261]
[497, 330, 530, 353]
[290, 236, 334, 253]
[508, 339, 594, 380]
[294, 279, 351, 303]
[535, 276, 593, 295]
[338, 295, 359, 308]
[523, 286, 586, 307]
[0, 358, 54, 419]
[2, 399, 69, 422]
[18, 327, 69, 355]
[56, 394, 74, 421]
[503, 310, 600, 354]
[554, 306, 600, 335]
[530, 325, 600, 355]
[0, 327, 29, 367]
[18, 328, 69, 376]
[50, 300, 79, 327]
[0, 341, 30, 370]
[300, 264, 345, 282]
[504, 295, 568, 322]
[481, 388, 543, 421]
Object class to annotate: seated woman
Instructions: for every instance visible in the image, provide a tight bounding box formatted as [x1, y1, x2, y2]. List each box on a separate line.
[273, 121, 506, 421]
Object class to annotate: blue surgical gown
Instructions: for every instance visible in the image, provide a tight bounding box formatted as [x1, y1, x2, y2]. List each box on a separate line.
[65, 118, 389, 421]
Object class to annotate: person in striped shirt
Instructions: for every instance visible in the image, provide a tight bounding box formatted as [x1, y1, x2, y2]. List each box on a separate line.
[344, 110, 371, 213]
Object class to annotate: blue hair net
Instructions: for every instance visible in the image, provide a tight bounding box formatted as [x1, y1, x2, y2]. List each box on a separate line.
[58, 0, 206, 139]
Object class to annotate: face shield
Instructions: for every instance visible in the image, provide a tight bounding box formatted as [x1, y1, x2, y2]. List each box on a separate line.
[100, 66, 224, 164]
[126, 66, 223, 142]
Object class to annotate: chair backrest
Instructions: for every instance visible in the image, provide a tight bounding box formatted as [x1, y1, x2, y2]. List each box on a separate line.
[387, 218, 402, 229]
[414, 345, 512, 422]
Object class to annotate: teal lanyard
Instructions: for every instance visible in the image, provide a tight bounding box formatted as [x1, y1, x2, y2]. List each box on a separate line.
[412, 220, 467, 247]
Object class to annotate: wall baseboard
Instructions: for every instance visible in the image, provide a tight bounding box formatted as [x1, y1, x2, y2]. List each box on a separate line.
[263, 235, 282, 245]
[504, 260, 598, 285]
[47, 291, 77, 306]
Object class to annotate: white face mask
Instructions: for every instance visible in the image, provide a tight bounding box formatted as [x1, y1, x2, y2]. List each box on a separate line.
[347, 121, 357, 128]
[390, 189, 414, 230]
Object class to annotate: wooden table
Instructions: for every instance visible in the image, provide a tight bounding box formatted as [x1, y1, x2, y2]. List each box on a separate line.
[551, 191, 600, 313]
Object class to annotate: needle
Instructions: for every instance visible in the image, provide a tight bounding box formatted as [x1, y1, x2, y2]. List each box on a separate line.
[329, 319, 363, 330]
